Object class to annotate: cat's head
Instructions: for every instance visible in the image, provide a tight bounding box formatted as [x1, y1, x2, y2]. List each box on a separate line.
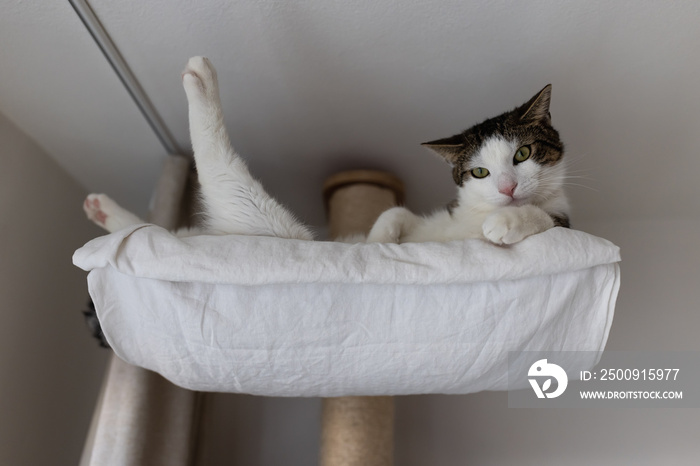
[422, 85, 565, 209]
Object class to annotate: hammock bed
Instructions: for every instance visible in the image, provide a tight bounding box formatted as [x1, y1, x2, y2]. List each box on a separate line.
[73, 223, 620, 397]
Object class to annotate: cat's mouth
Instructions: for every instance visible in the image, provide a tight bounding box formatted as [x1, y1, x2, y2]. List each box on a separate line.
[504, 196, 528, 207]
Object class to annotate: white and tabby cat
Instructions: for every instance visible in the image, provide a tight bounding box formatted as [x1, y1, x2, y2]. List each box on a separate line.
[366, 85, 569, 245]
[85, 59, 568, 249]
[84, 56, 312, 241]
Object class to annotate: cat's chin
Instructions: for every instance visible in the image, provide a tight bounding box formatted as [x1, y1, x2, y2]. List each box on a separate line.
[492, 197, 532, 209]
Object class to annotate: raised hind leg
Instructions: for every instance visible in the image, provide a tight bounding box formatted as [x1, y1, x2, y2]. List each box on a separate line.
[181, 57, 312, 240]
[83, 194, 144, 233]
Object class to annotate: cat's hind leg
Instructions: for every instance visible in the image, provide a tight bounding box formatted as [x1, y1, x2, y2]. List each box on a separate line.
[366, 207, 421, 243]
[83, 194, 144, 233]
[181, 56, 312, 240]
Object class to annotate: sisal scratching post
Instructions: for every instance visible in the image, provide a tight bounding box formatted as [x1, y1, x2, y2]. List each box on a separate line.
[323, 170, 404, 239]
[321, 170, 404, 466]
[81, 156, 200, 466]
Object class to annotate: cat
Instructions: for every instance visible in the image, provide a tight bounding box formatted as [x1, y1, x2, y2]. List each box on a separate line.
[84, 56, 313, 242]
[366, 84, 570, 245]
[85, 58, 568, 249]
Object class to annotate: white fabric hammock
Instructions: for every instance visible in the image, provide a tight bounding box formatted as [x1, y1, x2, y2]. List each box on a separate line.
[74, 224, 620, 397]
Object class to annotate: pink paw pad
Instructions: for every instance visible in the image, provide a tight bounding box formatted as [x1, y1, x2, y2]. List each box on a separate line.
[84, 196, 107, 225]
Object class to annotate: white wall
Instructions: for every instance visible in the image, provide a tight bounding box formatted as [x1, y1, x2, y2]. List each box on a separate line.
[393, 217, 700, 465]
[0, 111, 109, 465]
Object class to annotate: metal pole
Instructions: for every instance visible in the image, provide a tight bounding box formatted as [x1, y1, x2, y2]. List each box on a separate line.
[67, 0, 184, 156]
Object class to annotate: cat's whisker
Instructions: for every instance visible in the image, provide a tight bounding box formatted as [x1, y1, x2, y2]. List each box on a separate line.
[564, 167, 594, 175]
[529, 192, 550, 202]
[559, 182, 599, 192]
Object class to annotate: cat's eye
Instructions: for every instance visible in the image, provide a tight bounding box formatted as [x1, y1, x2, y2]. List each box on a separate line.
[471, 167, 490, 178]
[514, 145, 531, 163]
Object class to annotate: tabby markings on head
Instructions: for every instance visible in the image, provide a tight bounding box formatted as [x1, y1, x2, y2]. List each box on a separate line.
[422, 84, 568, 227]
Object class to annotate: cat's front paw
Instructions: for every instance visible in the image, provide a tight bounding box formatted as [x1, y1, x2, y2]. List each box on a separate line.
[482, 209, 530, 245]
[182, 56, 219, 101]
[366, 228, 400, 243]
[366, 208, 407, 243]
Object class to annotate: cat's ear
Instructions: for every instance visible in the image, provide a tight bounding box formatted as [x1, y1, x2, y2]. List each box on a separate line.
[421, 134, 464, 165]
[518, 84, 552, 124]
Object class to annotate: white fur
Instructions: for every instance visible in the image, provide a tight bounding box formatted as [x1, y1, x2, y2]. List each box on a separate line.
[367, 135, 569, 244]
[84, 57, 312, 241]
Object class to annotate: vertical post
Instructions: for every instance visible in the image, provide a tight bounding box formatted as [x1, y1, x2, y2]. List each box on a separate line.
[81, 156, 200, 466]
[148, 155, 191, 230]
[320, 170, 404, 466]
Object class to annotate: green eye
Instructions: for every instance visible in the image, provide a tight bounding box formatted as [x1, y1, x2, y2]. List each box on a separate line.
[471, 167, 490, 178]
[514, 145, 531, 163]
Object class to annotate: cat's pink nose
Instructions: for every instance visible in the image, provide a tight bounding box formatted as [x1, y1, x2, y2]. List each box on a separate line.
[499, 183, 517, 198]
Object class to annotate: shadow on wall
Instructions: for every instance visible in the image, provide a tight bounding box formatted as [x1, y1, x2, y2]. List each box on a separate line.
[0, 112, 110, 465]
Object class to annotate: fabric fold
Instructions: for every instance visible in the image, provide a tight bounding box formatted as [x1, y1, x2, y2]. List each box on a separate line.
[74, 225, 620, 285]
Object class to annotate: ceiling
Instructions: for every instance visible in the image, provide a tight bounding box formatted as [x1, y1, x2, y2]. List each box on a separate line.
[1, 0, 699, 232]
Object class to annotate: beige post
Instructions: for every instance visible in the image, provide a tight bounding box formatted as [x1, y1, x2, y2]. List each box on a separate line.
[320, 170, 404, 466]
[80, 155, 200, 466]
